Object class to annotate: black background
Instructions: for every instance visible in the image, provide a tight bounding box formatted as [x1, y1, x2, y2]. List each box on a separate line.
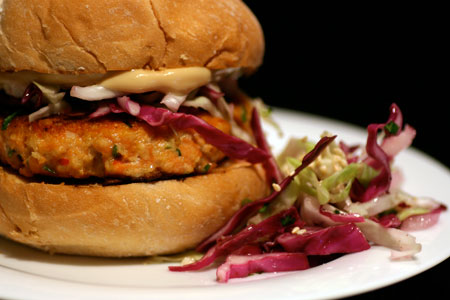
[241, 1, 449, 299]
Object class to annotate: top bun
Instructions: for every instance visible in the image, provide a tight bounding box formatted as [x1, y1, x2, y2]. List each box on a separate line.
[0, 0, 264, 74]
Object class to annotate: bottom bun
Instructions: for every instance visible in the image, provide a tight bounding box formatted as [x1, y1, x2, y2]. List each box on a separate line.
[0, 162, 268, 257]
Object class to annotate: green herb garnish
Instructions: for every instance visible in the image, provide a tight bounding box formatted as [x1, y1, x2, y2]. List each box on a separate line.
[378, 208, 397, 217]
[7, 148, 16, 158]
[261, 106, 273, 118]
[281, 215, 295, 227]
[203, 164, 211, 173]
[334, 209, 341, 214]
[384, 121, 399, 135]
[258, 203, 269, 214]
[112, 144, 121, 159]
[241, 198, 253, 206]
[43, 165, 56, 174]
[176, 148, 182, 156]
[241, 106, 247, 123]
[2, 110, 21, 131]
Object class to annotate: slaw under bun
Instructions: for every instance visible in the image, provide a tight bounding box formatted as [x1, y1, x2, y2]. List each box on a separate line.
[0, 162, 267, 257]
[0, 0, 264, 74]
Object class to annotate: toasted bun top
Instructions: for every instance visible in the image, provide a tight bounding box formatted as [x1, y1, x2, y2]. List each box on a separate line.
[0, 0, 264, 74]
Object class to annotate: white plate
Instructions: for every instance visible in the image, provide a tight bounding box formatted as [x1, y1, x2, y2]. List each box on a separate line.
[1, 108, 449, 300]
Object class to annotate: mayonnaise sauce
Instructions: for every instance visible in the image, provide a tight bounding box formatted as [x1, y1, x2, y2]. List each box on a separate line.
[99, 67, 211, 95]
[0, 67, 212, 97]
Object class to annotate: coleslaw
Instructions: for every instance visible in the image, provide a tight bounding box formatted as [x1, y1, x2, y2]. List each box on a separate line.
[169, 103, 446, 283]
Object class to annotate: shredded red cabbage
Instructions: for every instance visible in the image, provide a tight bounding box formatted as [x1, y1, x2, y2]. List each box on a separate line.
[21, 83, 43, 107]
[370, 214, 402, 228]
[199, 84, 225, 103]
[381, 124, 416, 161]
[100, 97, 271, 164]
[351, 103, 404, 202]
[400, 205, 447, 231]
[339, 141, 360, 164]
[386, 103, 403, 134]
[216, 253, 309, 283]
[89, 103, 112, 118]
[231, 244, 263, 256]
[196, 135, 337, 252]
[251, 108, 283, 184]
[339, 141, 359, 154]
[109, 102, 126, 114]
[117, 96, 141, 116]
[276, 224, 370, 255]
[138, 104, 270, 163]
[169, 207, 301, 272]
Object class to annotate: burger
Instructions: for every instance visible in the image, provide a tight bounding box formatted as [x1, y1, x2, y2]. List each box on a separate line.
[0, 0, 272, 257]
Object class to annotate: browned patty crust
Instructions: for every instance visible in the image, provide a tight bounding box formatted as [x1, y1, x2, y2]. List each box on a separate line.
[0, 113, 230, 180]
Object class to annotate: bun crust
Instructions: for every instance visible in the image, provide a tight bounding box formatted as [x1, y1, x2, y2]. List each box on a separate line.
[0, 162, 268, 257]
[0, 0, 264, 74]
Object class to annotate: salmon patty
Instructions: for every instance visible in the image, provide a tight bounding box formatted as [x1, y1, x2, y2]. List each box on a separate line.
[0, 112, 230, 180]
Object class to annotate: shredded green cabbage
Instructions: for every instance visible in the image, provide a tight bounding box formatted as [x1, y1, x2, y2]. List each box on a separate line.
[397, 207, 431, 221]
[276, 134, 358, 205]
[252, 98, 283, 137]
[33, 81, 65, 104]
[357, 163, 380, 187]
[288, 157, 359, 205]
[322, 163, 359, 203]
[27, 82, 69, 122]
